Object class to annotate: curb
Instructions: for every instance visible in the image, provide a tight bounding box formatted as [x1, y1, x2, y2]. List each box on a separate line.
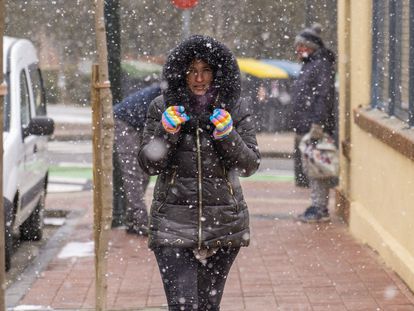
[52, 122, 92, 141]
[6, 209, 86, 308]
[260, 151, 293, 159]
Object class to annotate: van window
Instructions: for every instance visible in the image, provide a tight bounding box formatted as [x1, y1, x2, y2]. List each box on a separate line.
[3, 74, 10, 132]
[20, 71, 31, 129]
[29, 64, 46, 116]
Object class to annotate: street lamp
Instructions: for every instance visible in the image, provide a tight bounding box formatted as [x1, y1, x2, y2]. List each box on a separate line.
[305, 0, 313, 25]
[170, 0, 198, 39]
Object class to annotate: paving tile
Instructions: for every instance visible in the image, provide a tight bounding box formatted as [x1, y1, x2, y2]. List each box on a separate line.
[275, 292, 309, 305]
[146, 294, 167, 307]
[328, 271, 362, 285]
[372, 287, 413, 306]
[242, 284, 274, 297]
[19, 289, 56, 306]
[301, 274, 334, 287]
[276, 303, 312, 311]
[312, 304, 348, 310]
[112, 295, 148, 309]
[269, 270, 300, 285]
[383, 306, 414, 311]
[10, 180, 414, 310]
[336, 283, 370, 300]
[244, 295, 278, 311]
[342, 296, 381, 310]
[304, 286, 343, 304]
[220, 295, 245, 310]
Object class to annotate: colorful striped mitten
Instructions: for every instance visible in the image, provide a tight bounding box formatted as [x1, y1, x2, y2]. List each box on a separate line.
[210, 108, 233, 139]
[161, 106, 190, 134]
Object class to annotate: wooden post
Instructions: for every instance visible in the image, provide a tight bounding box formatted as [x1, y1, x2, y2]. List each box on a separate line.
[92, 0, 114, 310]
[0, 0, 6, 309]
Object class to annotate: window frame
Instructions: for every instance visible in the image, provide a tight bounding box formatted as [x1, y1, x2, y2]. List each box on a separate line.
[28, 64, 47, 117]
[3, 73, 10, 132]
[371, 0, 414, 127]
[20, 70, 32, 132]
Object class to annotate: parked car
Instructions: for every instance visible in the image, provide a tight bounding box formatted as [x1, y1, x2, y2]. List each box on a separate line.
[3, 36, 54, 270]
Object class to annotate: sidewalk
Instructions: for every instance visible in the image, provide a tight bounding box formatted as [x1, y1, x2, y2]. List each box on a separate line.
[256, 132, 295, 158]
[7, 179, 414, 310]
[10, 104, 413, 310]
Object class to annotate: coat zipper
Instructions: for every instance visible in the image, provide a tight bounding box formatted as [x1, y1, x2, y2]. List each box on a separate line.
[223, 167, 239, 212]
[156, 168, 177, 212]
[196, 122, 203, 250]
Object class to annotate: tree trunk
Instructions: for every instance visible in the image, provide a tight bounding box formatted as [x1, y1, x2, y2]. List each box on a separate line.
[0, 0, 6, 308]
[104, 0, 124, 228]
[104, 0, 122, 104]
[92, 0, 114, 310]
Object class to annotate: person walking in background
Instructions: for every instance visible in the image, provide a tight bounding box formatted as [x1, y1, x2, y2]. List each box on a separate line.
[291, 23, 337, 223]
[113, 84, 162, 235]
[138, 35, 260, 310]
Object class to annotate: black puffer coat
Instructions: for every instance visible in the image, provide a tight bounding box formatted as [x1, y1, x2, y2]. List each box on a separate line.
[138, 35, 260, 250]
[291, 47, 336, 135]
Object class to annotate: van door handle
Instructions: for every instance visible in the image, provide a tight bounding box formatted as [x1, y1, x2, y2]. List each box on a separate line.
[33, 144, 38, 153]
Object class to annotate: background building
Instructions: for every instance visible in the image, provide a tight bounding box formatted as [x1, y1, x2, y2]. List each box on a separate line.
[337, 0, 414, 291]
[5, 0, 337, 106]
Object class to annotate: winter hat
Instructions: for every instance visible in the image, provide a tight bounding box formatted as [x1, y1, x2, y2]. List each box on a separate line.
[294, 23, 324, 50]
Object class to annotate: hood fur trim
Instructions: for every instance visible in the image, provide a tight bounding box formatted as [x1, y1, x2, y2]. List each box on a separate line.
[162, 35, 241, 112]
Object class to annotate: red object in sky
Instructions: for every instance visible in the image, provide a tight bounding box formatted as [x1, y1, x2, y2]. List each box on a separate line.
[171, 0, 198, 9]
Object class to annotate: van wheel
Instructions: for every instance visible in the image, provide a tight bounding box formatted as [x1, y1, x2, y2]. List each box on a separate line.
[4, 198, 13, 271]
[20, 192, 45, 241]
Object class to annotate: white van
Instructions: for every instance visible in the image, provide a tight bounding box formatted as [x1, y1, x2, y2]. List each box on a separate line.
[3, 36, 54, 270]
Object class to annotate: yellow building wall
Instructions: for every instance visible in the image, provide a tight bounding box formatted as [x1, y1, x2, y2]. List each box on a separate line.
[337, 0, 351, 196]
[338, 0, 414, 291]
[351, 130, 414, 289]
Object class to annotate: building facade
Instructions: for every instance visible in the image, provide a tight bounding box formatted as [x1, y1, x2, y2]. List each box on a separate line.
[337, 0, 414, 291]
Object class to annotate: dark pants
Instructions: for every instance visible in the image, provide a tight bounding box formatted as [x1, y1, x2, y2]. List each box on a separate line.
[310, 177, 331, 210]
[113, 119, 150, 229]
[294, 134, 309, 188]
[153, 247, 240, 311]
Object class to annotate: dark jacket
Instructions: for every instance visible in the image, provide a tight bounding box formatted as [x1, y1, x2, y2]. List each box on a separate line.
[138, 35, 260, 250]
[291, 48, 336, 135]
[114, 85, 162, 130]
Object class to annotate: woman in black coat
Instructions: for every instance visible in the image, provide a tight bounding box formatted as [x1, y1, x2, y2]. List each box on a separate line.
[138, 35, 260, 310]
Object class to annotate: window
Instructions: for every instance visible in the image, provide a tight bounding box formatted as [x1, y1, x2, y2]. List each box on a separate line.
[371, 0, 414, 126]
[3, 74, 10, 132]
[20, 71, 31, 129]
[28, 64, 46, 116]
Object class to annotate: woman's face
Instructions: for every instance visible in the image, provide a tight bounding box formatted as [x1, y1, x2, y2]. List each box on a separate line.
[186, 59, 213, 96]
[295, 44, 315, 60]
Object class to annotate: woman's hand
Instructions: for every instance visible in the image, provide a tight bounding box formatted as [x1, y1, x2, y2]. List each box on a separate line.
[309, 123, 324, 140]
[162, 106, 190, 134]
[210, 108, 233, 139]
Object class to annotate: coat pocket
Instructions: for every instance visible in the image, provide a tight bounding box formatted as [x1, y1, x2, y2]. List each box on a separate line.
[156, 168, 177, 213]
[222, 167, 239, 212]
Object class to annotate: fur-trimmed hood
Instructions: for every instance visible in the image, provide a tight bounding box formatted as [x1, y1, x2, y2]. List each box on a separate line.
[162, 35, 241, 115]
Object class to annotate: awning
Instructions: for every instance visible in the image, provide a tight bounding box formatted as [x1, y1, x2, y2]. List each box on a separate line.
[237, 58, 289, 79]
[261, 59, 302, 78]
